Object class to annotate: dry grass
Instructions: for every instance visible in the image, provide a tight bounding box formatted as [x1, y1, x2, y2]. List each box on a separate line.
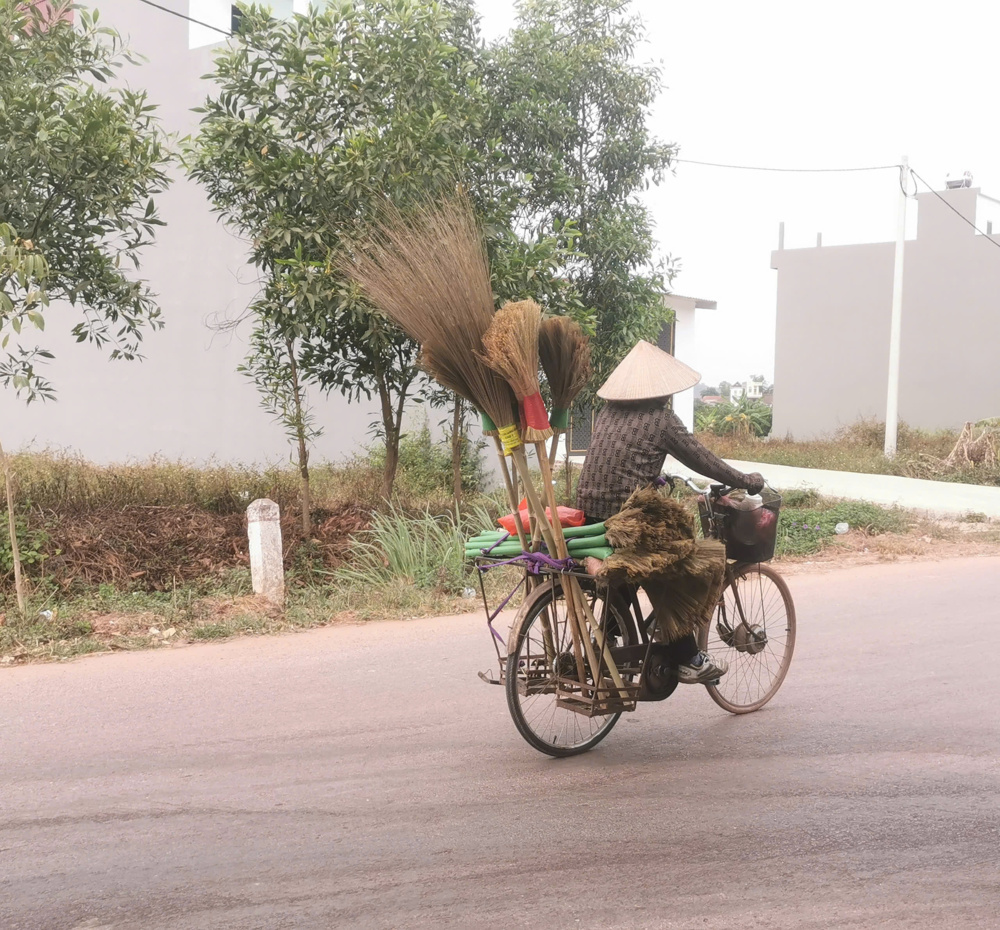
[700, 419, 1000, 487]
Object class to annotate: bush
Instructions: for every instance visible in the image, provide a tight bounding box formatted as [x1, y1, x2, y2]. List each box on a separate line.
[695, 397, 772, 438]
[334, 506, 469, 594]
[775, 498, 908, 557]
[359, 424, 485, 503]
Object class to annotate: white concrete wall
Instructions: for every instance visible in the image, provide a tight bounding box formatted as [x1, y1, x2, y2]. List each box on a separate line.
[671, 305, 698, 431]
[1, 0, 378, 466]
[771, 187, 1000, 438]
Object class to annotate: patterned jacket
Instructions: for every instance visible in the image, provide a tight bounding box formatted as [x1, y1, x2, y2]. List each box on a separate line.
[576, 401, 756, 521]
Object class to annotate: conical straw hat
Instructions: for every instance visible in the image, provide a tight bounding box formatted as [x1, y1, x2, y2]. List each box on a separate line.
[597, 340, 701, 401]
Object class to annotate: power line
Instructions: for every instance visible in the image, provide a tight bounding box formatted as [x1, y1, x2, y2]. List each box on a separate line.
[134, 0, 231, 36]
[909, 168, 1000, 248]
[676, 158, 901, 173]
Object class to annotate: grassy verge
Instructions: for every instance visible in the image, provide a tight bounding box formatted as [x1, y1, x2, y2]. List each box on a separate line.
[4, 487, 997, 666]
[0, 433, 996, 665]
[699, 420, 1000, 486]
[772, 489, 909, 557]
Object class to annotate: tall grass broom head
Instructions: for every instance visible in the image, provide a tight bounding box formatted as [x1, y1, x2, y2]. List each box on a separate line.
[420, 347, 503, 436]
[480, 300, 553, 443]
[539, 316, 591, 430]
[339, 194, 520, 452]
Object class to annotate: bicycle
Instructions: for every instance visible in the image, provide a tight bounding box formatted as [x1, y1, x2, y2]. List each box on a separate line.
[476, 474, 796, 757]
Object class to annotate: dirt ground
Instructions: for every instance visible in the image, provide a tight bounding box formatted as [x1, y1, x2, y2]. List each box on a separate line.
[777, 518, 1000, 575]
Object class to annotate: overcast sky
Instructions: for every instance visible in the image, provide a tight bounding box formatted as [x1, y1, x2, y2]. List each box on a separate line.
[479, 0, 1000, 385]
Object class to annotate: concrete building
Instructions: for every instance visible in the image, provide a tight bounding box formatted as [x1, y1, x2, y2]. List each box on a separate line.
[771, 186, 1000, 439]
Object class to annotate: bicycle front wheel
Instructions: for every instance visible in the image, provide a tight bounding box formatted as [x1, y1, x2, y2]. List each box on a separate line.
[699, 563, 796, 714]
[505, 578, 633, 757]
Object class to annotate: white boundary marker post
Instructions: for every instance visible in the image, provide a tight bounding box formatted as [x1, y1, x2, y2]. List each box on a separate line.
[247, 499, 284, 607]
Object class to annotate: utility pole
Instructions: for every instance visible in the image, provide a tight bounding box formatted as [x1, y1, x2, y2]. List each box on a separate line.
[884, 156, 908, 458]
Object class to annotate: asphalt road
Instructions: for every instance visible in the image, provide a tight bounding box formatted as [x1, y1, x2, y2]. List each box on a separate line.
[2, 557, 999, 930]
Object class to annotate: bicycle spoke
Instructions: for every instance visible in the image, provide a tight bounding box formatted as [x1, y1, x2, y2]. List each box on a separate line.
[507, 580, 634, 755]
[703, 564, 795, 712]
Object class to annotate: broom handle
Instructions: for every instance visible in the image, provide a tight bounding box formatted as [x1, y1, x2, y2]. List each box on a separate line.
[547, 427, 561, 470]
[510, 446, 558, 552]
[534, 442, 625, 693]
[491, 436, 528, 550]
[531, 444, 604, 690]
[510, 445, 589, 685]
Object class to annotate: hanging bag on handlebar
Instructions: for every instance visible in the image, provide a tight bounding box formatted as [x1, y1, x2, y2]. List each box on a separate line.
[712, 491, 781, 563]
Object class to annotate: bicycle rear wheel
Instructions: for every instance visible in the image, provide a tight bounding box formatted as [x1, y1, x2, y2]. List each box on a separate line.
[699, 563, 795, 714]
[506, 579, 634, 757]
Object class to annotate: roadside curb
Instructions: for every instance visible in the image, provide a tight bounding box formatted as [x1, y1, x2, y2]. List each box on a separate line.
[664, 456, 1000, 519]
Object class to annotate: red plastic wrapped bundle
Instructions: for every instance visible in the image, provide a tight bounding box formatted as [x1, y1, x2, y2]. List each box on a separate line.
[498, 498, 585, 535]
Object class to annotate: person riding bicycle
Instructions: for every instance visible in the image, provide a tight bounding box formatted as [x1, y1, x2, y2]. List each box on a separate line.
[576, 340, 765, 684]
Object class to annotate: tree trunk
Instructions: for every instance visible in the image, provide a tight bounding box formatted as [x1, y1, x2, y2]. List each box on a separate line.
[0, 438, 26, 615]
[451, 396, 464, 506]
[285, 338, 312, 537]
[296, 432, 312, 538]
[377, 378, 400, 501]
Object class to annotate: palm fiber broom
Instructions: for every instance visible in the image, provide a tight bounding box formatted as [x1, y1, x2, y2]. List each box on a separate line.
[538, 315, 591, 467]
[337, 195, 528, 542]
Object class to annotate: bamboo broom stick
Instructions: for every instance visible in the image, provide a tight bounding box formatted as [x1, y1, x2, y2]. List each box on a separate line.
[533, 442, 625, 693]
[490, 435, 528, 550]
[507, 445, 586, 685]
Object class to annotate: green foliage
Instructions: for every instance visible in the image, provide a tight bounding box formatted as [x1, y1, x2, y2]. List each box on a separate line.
[696, 397, 773, 437]
[778, 488, 823, 508]
[190, 0, 676, 494]
[335, 506, 469, 594]
[364, 424, 485, 501]
[484, 0, 677, 394]
[189, 0, 499, 496]
[775, 499, 908, 557]
[0, 511, 51, 576]
[0, 2, 171, 401]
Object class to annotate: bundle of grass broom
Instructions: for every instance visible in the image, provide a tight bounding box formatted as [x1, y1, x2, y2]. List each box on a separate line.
[340, 193, 623, 698]
[539, 315, 591, 466]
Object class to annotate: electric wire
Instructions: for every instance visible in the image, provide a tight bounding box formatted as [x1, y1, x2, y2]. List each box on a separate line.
[676, 158, 901, 173]
[134, 0, 231, 36]
[133, 1, 609, 45]
[131, 0, 1000, 253]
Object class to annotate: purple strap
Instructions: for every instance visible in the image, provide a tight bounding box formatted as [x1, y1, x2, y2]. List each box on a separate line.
[477, 550, 576, 575]
[483, 531, 512, 555]
[476, 550, 579, 646]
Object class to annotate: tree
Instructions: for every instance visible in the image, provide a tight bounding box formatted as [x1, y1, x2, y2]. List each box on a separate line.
[238, 324, 321, 537]
[485, 0, 677, 395]
[0, 1, 171, 402]
[189, 0, 491, 499]
[1, 2, 170, 612]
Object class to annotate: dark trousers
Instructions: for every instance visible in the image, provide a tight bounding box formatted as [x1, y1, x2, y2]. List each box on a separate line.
[657, 631, 700, 666]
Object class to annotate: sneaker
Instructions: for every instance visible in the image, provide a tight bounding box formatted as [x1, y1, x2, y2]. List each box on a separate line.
[677, 651, 728, 684]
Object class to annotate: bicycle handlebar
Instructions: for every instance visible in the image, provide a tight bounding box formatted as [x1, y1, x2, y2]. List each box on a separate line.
[661, 473, 733, 498]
